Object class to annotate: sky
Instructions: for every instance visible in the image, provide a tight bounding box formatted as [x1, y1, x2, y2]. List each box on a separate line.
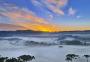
[0, 0, 90, 32]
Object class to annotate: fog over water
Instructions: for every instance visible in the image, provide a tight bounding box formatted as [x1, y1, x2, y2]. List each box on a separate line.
[0, 35, 90, 62]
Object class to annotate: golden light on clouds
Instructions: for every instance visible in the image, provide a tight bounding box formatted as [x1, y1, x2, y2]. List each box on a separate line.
[46, 0, 68, 15]
[2, 11, 90, 32]
[1, 10, 61, 32]
[1, 4, 90, 32]
[13, 22, 62, 32]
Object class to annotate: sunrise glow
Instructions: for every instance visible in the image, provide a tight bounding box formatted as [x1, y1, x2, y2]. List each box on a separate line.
[0, 0, 90, 32]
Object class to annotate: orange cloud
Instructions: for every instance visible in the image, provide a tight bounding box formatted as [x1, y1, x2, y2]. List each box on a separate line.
[2, 9, 90, 32]
[1, 4, 90, 32]
[1, 8, 62, 32]
[47, 0, 68, 6]
[51, 7, 64, 15]
[2, 11, 47, 24]
[46, 0, 68, 15]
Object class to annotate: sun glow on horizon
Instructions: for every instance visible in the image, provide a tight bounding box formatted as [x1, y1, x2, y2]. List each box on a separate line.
[0, 0, 90, 32]
[2, 11, 90, 32]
